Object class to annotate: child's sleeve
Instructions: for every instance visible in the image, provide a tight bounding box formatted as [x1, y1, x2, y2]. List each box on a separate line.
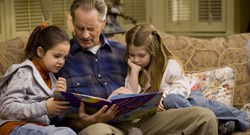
[0, 68, 48, 122]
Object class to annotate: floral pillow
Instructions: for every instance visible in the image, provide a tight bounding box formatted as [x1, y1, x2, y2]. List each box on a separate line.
[186, 67, 235, 106]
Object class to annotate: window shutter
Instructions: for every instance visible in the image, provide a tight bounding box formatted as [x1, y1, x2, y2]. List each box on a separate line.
[11, 0, 43, 38]
[165, 0, 225, 33]
[51, 0, 72, 29]
[9, 0, 73, 39]
[195, 0, 225, 32]
[165, 0, 193, 32]
[122, 0, 146, 24]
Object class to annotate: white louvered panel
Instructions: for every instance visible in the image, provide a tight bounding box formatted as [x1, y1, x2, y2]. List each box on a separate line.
[51, 0, 72, 29]
[14, 0, 29, 31]
[30, 0, 43, 28]
[123, 0, 146, 23]
[169, 0, 191, 22]
[165, 0, 193, 32]
[51, 0, 65, 28]
[12, 0, 43, 38]
[199, 0, 222, 22]
[195, 0, 225, 32]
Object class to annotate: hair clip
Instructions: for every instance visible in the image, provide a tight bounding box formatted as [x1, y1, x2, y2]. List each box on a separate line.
[41, 21, 48, 30]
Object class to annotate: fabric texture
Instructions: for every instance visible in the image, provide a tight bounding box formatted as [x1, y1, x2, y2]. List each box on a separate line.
[78, 107, 218, 135]
[56, 34, 128, 99]
[10, 123, 76, 135]
[163, 91, 249, 131]
[0, 37, 27, 76]
[0, 59, 57, 126]
[186, 66, 235, 106]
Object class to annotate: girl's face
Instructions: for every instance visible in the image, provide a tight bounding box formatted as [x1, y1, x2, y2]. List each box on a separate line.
[128, 45, 151, 68]
[41, 41, 70, 73]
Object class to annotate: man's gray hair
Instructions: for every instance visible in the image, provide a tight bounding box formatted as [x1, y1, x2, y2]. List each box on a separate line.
[70, 0, 108, 21]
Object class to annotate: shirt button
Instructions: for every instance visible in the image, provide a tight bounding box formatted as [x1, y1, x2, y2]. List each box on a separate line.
[104, 82, 107, 85]
[95, 59, 98, 62]
[98, 74, 101, 77]
[77, 83, 80, 86]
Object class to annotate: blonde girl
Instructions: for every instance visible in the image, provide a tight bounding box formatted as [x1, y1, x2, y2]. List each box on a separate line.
[124, 24, 249, 135]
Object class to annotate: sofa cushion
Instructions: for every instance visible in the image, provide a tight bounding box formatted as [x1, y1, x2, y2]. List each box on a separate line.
[186, 66, 235, 106]
[0, 37, 28, 77]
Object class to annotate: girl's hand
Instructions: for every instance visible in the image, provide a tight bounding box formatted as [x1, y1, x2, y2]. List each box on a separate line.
[128, 59, 142, 73]
[111, 87, 133, 95]
[191, 82, 201, 92]
[56, 77, 67, 91]
[46, 98, 70, 115]
[158, 97, 165, 111]
[108, 87, 133, 99]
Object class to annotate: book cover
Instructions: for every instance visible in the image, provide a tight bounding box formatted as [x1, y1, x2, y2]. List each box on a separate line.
[53, 91, 163, 122]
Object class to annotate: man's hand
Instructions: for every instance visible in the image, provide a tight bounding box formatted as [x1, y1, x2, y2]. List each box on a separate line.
[69, 102, 119, 130]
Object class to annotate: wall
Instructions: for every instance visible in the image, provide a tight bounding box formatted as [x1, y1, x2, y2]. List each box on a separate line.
[234, 0, 250, 33]
[142, 0, 250, 36]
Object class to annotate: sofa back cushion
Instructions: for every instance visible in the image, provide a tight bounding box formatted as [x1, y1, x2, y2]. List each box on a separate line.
[0, 37, 28, 77]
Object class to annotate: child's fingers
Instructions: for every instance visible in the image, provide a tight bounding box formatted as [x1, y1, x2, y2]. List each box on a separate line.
[56, 77, 67, 90]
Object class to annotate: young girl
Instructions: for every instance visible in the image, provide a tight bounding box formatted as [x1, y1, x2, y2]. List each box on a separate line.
[124, 24, 249, 135]
[0, 24, 76, 135]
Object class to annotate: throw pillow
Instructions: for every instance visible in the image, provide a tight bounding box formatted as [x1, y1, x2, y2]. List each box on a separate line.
[186, 66, 235, 106]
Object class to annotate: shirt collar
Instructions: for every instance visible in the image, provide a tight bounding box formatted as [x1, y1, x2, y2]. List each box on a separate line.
[71, 33, 111, 55]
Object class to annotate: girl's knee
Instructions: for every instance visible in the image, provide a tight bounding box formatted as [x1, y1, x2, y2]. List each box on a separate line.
[163, 94, 190, 109]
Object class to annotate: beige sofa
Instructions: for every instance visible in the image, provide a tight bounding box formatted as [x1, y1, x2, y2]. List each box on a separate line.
[1, 33, 250, 134]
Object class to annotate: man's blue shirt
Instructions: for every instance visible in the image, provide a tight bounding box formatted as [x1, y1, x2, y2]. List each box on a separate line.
[56, 34, 128, 99]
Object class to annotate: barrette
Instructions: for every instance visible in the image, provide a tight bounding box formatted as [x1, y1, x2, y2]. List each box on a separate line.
[41, 21, 48, 30]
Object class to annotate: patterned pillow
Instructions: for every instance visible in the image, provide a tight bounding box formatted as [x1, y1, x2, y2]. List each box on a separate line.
[186, 67, 235, 106]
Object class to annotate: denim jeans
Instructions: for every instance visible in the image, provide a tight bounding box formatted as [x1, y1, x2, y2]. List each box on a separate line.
[9, 123, 76, 135]
[162, 90, 250, 131]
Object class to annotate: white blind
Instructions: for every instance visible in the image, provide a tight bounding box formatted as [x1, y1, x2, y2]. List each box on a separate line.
[199, 0, 222, 22]
[165, 0, 192, 32]
[10, 0, 72, 39]
[14, 0, 43, 32]
[51, 0, 72, 28]
[165, 0, 225, 33]
[168, 0, 191, 23]
[123, 0, 146, 23]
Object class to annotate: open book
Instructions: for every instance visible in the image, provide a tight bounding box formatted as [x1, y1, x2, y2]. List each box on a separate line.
[53, 91, 163, 122]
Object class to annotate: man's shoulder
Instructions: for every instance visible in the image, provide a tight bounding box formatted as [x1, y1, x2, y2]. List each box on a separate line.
[107, 39, 126, 50]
